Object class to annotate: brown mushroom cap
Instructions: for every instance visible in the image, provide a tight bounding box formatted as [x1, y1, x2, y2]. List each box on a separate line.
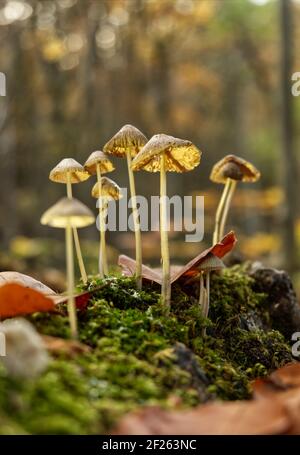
[41, 197, 95, 228]
[49, 158, 90, 184]
[84, 151, 115, 175]
[131, 134, 201, 173]
[91, 177, 123, 201]
[210, 155, 260, 184]
[103, 124, 148, 158]
[198, 253, 225, 272]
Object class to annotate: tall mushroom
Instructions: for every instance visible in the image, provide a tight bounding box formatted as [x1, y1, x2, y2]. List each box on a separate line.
[131, 134, 201, 311]
[50, 158, 90, 283]
[91, 177, 122, 276]
[103, 125, 147, 289]
[196, 253, 225, 336]
[41, 197, 95, 339]
[210, 155, 260, 244]
[84, 151, 115, 277]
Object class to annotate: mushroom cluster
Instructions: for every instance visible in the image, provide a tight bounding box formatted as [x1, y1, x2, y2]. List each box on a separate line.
[41, 124, 260, 338]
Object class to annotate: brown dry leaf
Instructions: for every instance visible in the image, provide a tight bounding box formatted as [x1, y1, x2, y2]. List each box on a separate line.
[118, 255, 162, 285]
[112, 400, 290, 435]
[0, 271, 56, 296]
[118, 231, 237, 285]
[252, 362, 300, 434]
[42, 335, 91, 357]
[0, 283, 56, 319]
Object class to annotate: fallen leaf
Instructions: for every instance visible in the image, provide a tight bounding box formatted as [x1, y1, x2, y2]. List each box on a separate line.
[118, 256, 162, 285]
[42, 335, 91, 357]
[0, 272, 56, 296]
[112, 400, 290, 435]
[118, 231, 237, 285]
[171, 231, 237, 284]
[0, 283, 56, 319]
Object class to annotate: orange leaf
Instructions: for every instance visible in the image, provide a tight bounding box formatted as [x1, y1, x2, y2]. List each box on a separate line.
[0, 283, 56, 319]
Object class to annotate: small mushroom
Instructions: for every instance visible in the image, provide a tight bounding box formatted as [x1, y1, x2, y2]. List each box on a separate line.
[197, 253, 225, 336]
[50, 158, 90, 283]
[210, 155, 260, 243]
[41, 197, 95, 339]
[131, 134, 201, 310]
[91, 177, 122, 276]
[84, 151, 115, 277]
[103, 125, 147, 289]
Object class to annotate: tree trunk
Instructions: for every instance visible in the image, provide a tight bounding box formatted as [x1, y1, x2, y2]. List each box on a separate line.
[280, 0, 298, 273]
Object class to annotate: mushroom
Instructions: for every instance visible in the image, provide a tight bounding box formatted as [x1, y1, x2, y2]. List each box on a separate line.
[91, 177, 123, 276]
[84, 151, 115, 277]
[41, 197, 95, 339]
[103, 125, 147, 289]
[210, 155, 260, 244]
[131, 134, 201, 310]
[50, 158, 90, 283]
[197, 253, 225, 336]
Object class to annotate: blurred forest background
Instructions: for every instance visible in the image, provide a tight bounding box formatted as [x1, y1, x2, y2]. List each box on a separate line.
[0, 0, 300, 292]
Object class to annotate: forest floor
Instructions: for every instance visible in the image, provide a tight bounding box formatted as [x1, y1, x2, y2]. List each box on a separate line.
[0, 266, 296, 435]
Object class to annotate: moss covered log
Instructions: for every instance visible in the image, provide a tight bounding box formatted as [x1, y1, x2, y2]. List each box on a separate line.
[0, 266, 296, 434]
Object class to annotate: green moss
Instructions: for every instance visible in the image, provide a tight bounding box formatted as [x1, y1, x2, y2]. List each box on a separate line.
[0, 267, 294, 434]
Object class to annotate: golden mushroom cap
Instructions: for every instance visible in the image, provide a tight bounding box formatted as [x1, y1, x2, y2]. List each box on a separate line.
[41, 197, 95, 228]
[131, 134, 201, 173]
[92, 177, 123, 201]
[210, 155, 260, 184]
[198, 253, 225, 272]
[49, 158, 90, 184]
[84, 151, 115, 175]
[103, 124, 148, 158]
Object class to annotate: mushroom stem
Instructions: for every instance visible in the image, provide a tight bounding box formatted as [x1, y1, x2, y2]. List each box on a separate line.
[66, 221, 78, 339]
[96, 164, 108, 277]
[219, 179, 237, 241]
[160, 153, 171, 311]
[66, 172, 87, 284]
[212, 179, 231, 244]
[199, 272, 205, 308]
[126, 150, 142, 290]
[201, 272, 210, 337]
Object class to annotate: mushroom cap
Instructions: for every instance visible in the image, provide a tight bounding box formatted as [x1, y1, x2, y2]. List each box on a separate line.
[84, 151, 115, 175]
[198, 253, 225, 272]
[41, 197, 95, 228]
[103, 124, 148, 158]
[92, 177, 123, 201]
[49, 158, 90, 184]
[210, 155, 260, 184]
[131, 134, 201, 173]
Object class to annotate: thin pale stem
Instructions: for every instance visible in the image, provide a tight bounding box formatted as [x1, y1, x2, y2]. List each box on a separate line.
[96, 164, 108, 277]
[66, 221, 78, 339]
[160, 154, 171, 311]
[198, 272, 205, 308]
[213, 179, 231, 244]
[73, 228, 87, 284]
[66, 172, 87, 284]
[201, 272, 210, 337]
[126, 150, 142, 290]
[219, 179, 237, 240]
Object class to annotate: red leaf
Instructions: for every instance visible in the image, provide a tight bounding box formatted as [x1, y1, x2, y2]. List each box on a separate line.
[118, 231, 237, 286]
[171, 231, 237, 284]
